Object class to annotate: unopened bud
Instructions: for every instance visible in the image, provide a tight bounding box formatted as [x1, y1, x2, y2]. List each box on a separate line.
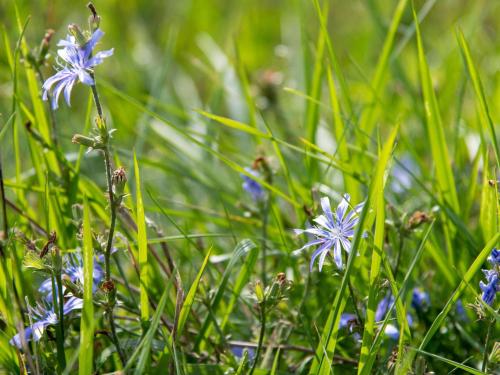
[87, 2, 101, 32]
[407, 211, 432, 230]
[72, 134, 97, 148]
[38, 29, 54, 64]
[112, 167, 127, 197]
[254, 280, 265, 303]
[68, 24, 87, 47]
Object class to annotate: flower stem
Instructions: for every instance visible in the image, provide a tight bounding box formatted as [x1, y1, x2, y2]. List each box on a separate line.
[249, 302, 266, 375]
[90, 79, 126, 366]
[482, 318, 494, 372]
[51, 274, 66, 372]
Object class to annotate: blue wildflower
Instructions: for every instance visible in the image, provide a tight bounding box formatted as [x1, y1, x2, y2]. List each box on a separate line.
[39, 253, 104, 302]
[487, 248, 500, 265]
[411, 288, 430, 310]
[42, 28, 113, 109]
[479, 269, 498, 306]
[65, 253, 104, 293]
[242, 167, 266, 202]
[339, 313, 357, 332]
[375, 294, 413, 340]
[294, 194, 364, 271]
[479, 248, 499, 306]
[10, 297, 83, 349]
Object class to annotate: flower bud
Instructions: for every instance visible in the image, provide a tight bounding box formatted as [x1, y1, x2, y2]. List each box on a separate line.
[112, 167, 127, 198]
[38, 29, 54, 65]
[72, 134, 96, 148]
[68, 24, 87, 47]
[87, 2, 101, 32]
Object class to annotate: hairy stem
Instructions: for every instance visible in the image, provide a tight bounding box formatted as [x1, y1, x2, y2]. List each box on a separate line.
[90, 79, 126, 366]
[250, 303, 266, 375]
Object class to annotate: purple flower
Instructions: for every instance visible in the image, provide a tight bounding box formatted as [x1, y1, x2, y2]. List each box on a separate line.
[242, 167, 266, 202]
[479, 248, 499, 306]
[65, 253, 104, 293]
[42, 29, 113, 109]
[39, 253, 104, 302]
[487, 248, 500, 265]
[411, 288, 430, 310]
[375, 294, 413, 338]
[9, 297, 82, 349]
[295, 194, 364, 271]
[480, 269, 498, 306]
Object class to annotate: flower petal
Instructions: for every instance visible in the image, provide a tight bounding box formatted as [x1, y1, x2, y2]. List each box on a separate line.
[333, 239, 343, 269]
[336, 194, 350, 222]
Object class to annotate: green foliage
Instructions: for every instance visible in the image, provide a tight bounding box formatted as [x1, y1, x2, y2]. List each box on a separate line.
[0, 0, 499, 374]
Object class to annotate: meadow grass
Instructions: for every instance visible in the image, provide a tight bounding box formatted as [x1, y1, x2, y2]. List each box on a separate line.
[0, 0, 498, 374]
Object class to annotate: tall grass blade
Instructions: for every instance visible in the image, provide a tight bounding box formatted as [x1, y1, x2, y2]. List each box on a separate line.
[134, 151, 150, 329]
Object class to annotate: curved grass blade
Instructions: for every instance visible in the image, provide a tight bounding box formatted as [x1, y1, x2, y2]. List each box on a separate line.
[413, 6, 459, 213]
[456, 29, 500, 167]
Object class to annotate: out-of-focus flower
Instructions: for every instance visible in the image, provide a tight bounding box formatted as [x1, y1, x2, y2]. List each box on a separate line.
[294, 194, 364, 271]
[42, 28, 113, 109]
[411, 288, 430, 310]
[242, 167, 266, 202]
[10, 297, 83, 349]
[375, 294, 413, 340]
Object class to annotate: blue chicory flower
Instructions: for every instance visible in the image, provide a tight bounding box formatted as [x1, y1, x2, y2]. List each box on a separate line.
[487, 248, 500, 265]
[411, 288, 430, 310]
[10, 297, 83, 349]
[480, 269, 498, 306]
[375, 294, 413, 340]
[294, 194, 364, 271]
[39, 253, 104, 302]
[479, 248, 499, 306]
[42, 28, 113, 109]
[242, 167, 266, 202]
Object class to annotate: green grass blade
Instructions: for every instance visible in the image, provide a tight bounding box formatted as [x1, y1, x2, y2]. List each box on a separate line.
[175, 247, 212, 339]
[418, 233, 499, 351]
[78, 197, 94, 375]
[456, 29, 500, 167]
[411, 348, 485, 375]
[479, 152, 498, 243]
[358, 0, 409, 136]
[413, 7, 459, 213]
[134, 151, 150, 329]
[197, 110, 271, 139]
